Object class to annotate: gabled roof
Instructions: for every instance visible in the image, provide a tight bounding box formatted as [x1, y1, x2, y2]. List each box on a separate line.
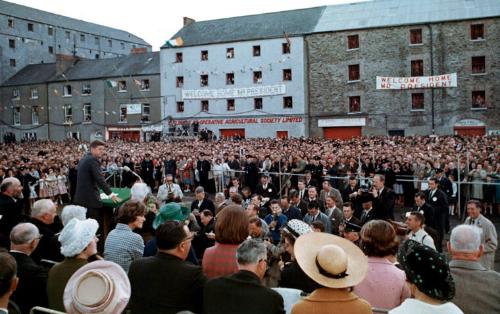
[315, 0, 500, 33]
[1, 63, 58, 87]
[163, 6, 326, 48]
[1, 0, 150, 46]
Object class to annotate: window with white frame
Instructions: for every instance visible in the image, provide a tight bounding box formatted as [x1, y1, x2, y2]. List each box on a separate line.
[119, 105, 127, 122]
[141, 104, 150, 122]
[140, 79, 150, 91]
[12, 88, 20, 99]
[13, 107, 21, 125]
[32, 106, 39, 125]
[30, 88, 39, 99]
[63, 85, 72, 96]
[63, 104, 72, 124]
[48, 26, 53, 36]
[118, 81, 127, 91]
[83, 103, 92, 122]
[82, 83, 91, 95]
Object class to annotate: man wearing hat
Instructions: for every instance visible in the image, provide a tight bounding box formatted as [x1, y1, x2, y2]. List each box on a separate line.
[291, 233, 371, 313]
[359, 193, 376, 226]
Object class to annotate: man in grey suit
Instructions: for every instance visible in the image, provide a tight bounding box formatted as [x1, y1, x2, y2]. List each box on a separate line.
[448, 225, 500, 314]
[73, 140, 118, 221]
[303, 200, 331, 233]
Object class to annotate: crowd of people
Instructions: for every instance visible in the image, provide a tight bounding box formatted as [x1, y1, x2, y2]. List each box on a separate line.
[0, 135, 498, 313]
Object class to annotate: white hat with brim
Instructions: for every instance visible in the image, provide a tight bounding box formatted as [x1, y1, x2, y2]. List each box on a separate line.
[59, 218, 98, 257]
[64, 260, 131, 314]
[295, 232, 368, 289]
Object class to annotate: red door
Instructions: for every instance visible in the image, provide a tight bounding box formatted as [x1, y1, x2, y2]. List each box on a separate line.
[109, 131, 141, 142]
[323, 127, 362, 140]
[220, 128, 245, 138]
[276, 131, 288, 139]
[454, 127, 485, 136]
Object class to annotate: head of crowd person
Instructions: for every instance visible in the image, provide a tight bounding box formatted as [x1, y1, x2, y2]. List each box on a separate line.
[361, 194, 373, 210]
[348, 176, 357, 188]
[448, 225, 483, 261]
[60, 205, 87, 226]
[342, 202, 354, 220]
[116, 200, 147, 231]
[236, 239, 268, 279]
[325, 195, 337, 209]
[195, 186, 205, 201]
[165, 173, 175, 184]
[281, 220, 312, 258]
[248, 217, 264, 239]
[0, 177, 22, 198]
[228, 186, 239, 197]
[200, 210, 214, 227]
[307, 200, 320, 217]
[269, 200, 282, 216]
[428, 177, 438, 191]
[360, 220, 399, 258]
[58, 218, 99, 259]
[307, 186, 318, 200]
[10, 223, 41, 256]
[130, 182, 150, 204]
[311, 221, 325, 233]
[241, 187, 252, 199]
[466, 200, 482, 219]
[214, 192, 225, 206]
[322, 180, 331, 192]
[304, 171, 312, 182]
[31, 199, 57, 225]
[297, 180, 306, 191]
[215, 205, 249, 245]
[250, 194, 262, 207]
[0, 251, 18, 306]
[372, 174, 385, 190]
[231, 177, 240, 188]
[156, 220, 193, 261]
[89, 140, 106, 158]
[398, 240, 455, 302]
[406, 211, 425, 233]
[414, 192, 426, 207]
[279, 195, 290, 210]
[230, 193, 243, 206]
[260, 174, 270, 185]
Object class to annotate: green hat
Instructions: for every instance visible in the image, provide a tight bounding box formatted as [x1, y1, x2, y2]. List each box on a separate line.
[153, 202, 190, 229]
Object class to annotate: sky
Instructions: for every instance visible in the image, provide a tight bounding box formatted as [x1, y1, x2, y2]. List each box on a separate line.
[7, 0, 365, 50]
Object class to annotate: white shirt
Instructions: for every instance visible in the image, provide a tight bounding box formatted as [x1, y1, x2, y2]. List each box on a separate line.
[157, 183, 183, 201]
[408, 228, 436, 250]
[389, 298, 463, 314]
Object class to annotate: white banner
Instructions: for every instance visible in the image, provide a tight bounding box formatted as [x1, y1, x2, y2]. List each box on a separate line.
[182, 84, 286, 100]
[125, 104, 142, 114]
[376, 73, 457, 90]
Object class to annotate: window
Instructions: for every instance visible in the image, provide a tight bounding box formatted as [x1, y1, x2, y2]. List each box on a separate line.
[141, 104, 150, 122]
[349, 96, 361, 113]
[48, 26, 53, 36]
[201, 100, 209, 112]
[253, 45, 261, 57]
[63, 85, 72, 96]
[118, 81, 127, 91]
[12, 88, 20, 99]
[83, 103, 92, 122]
[27, 23, 34, 32]
[227, 99, 235, 111]
[348, 64, 360, 81]
[254, 98, 263, 110]
[226, 73, 234, 85]
[471, 56, 485, 74]
[95, 54, 100, 59]
[200, 75, 208, 87]
[82, 83, 91, 95]
[121, 42, 125, 50]
[283, 96, 293, 109]
[226, 48, 234, 59]
[119, 105, 127, 122]
[176, 52, 183, 63]
[470, 24, 484, 40]
[472, 91, 486, 109]
[411, 60, 424, 76]
[13, 107, 21, 125]
[176, 76, 184, 88]
[140, 79, 150, 91]
[8, 18, 13, 28]
[201, 50, 208, 61]
[347, 35, 359, 49]
[10, 59, 16, 67]
[9, 39, 15, 49]
[282, 42, 290, 54]
[94, 36, 99, 45]
[283, 69, 292, 81]
[176, 101, 184, 113]
[410, 29, 422, 44]
[32, 106, 39, 125]
[253, 71, 262, 84]
[80, 34, 85, 42]
[63, 105, 72, 124]
[411, 93, 424, 110]
[65, 31, 70, 40]
[108, 39, 112, 48]
[48, 46, 54, 54]
[30, 88, 39, 99]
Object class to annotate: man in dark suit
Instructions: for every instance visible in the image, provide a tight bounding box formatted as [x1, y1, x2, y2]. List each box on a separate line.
[289, 190, 308, 217]
[196, 154, 211, 191]
[435, 168, 452, 232]
[0, 251, 18, 314]
[141, 153, 155, 189]
[280, 195, 302, 221]
[342, 202, 362, 226]
[297, 179, 308, 201]
[426, 177, 449, 252]
[303, 171, 319, 191]
[0, 177, 26, 249]
[255, 174, 278, 200]
[193, 209, 215, 260]
[371, 174, 396, 220]
[191, 187, 215, 215]
[342, 176, 362, 218]
[128, 221, 207, 314]
[359, 194, 376, 226]
[204, 239, 285, 314]
[29, 199, 58, 264]
[244, 155, 259, 193]
[73, 140, 117, 221]
[413, 192, 436, 230]
[9, 223, 48, 313]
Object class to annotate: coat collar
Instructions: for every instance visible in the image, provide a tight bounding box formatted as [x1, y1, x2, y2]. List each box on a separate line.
[230, 270, 262, 285]
[305, 288, 359, 302]
[449, 259, 486, 271]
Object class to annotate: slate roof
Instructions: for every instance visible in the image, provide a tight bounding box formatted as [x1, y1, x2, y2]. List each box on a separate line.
[1, 52, 159, 87]
[0, 0, 150, 46]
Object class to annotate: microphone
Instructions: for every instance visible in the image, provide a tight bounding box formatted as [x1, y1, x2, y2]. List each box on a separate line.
[121, 166, 143, 183]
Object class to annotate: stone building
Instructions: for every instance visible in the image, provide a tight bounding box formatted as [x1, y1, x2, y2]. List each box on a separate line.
[307, 0, 500, 138]
[0, 0, 151, 83]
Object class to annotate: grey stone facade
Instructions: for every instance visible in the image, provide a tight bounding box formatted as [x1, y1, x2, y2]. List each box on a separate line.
[307, 19, 499, 137]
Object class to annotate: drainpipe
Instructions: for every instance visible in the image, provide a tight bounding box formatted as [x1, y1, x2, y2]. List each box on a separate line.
[427, 24, 435, 134]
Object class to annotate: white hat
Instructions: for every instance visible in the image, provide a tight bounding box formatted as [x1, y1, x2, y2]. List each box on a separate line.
[64, 260, 131, 314]
[59, 218, 98, 257]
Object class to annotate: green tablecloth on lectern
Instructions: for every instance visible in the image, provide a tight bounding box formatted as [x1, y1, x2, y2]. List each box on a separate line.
[100, 188, 131, 209]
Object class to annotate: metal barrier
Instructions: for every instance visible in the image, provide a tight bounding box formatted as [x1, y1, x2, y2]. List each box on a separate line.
[30, 307, 66, 314]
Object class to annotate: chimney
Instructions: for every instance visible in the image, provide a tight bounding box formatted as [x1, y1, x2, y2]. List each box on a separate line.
[56, 54, 80, 76]
[183, 17, 195, 26]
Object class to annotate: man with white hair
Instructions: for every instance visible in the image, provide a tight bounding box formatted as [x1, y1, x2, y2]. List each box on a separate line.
[157, 174, 183, 204]
[130, 182, 151, 204]
[29, 199, 58, 263]
[448, 225, 500, 314]
[0, 177, 26, 248]
[9, 223, 49, 313]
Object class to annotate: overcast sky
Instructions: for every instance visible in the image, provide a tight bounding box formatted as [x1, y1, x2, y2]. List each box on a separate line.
[8, 0, 365, 50]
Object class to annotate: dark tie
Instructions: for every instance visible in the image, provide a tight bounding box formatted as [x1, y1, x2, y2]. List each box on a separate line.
[470, 219, 475, 225]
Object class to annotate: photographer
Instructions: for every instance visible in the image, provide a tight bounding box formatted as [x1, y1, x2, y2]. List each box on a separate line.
[264, 200, 288, 245]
